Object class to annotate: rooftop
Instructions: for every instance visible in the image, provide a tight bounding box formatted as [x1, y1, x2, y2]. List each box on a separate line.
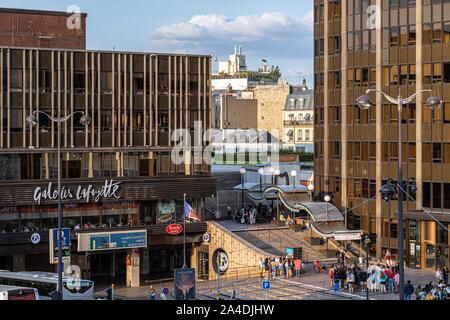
[0, 7, 88, 17]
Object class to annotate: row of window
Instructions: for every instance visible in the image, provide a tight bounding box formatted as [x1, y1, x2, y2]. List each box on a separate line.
[0, 153, 209, 181]
[286, 129, 311, 143]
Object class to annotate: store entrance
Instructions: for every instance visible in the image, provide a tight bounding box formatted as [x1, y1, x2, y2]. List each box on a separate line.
[198, 252, 209, 280]
[436, 245, 449, 270]
[89, 251, 127, 286]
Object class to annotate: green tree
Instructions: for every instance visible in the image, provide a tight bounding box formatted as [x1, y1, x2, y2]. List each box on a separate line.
[270, 65, 282, 79]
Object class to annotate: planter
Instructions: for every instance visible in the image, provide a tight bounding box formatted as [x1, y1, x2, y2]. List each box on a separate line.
[278, 155, 298, 162]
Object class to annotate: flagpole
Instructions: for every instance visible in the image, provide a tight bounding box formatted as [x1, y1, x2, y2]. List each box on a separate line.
[183, 193, 187, 269]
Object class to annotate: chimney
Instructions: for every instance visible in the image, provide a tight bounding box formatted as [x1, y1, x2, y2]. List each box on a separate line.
[234, 45, 237, 55]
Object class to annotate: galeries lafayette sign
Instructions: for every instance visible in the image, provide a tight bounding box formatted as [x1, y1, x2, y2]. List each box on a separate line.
[33, 179, 121, 205]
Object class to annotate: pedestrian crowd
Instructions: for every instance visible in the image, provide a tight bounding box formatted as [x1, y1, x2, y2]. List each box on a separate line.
[259, 257, 306, 279]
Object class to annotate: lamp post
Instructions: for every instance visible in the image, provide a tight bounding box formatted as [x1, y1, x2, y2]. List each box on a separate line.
[27, 110, 91, 300]
[291, 170, 297, 190]
[269, 167, 275, 185]
[356, 88, 442, 300]
[307, 183, 314, 202]
[274, 169, 281, 186]
[258, 168, 264, 192]
[240, 168, 246, 209]
[364, 235, 371, 301]
[274, 169, 280, 220]
[324, 194, 331, 218]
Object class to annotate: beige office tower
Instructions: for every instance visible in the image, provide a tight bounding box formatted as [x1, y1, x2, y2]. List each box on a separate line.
[314, 0, 450, 270]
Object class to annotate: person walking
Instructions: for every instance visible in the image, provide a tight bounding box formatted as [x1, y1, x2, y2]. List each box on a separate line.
[379, 269, 387, 294]
[328, 265, 335, 287]
[384, 249, 392, 267]
[347, 270, 355, 293]
[227, 206, 232, 219]
[414, 285, 422, 300]
[259, 258, 265, 279]
[404, 280, 414, 300]
[294, 258, 302, 278]
[148, 286, 156, 300]
[387, 271, 395, 293]
[443, 266, 449, 284]
[358, 268, 367, 292]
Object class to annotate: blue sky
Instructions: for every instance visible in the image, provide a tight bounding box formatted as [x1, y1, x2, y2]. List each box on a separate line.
[2, 0, 313, 85]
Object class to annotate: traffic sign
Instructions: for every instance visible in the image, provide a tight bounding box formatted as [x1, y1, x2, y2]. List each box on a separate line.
[262, 281, 271, 290]
[162, 287, 169, 295]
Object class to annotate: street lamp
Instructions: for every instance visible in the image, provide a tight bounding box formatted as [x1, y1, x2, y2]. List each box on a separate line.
[356, 88, 442, 300]
[27, 110, 90, 300]
[324, 194, 332, 218]
[307, 183, 314, 201]
[363, 235, 371, 301]
[240, 168, 246, 209]
[274, 169, 281, 186]
[258, 168, 264, 192]
[291, 170, 297, 190]
[381, 179, 396, 254]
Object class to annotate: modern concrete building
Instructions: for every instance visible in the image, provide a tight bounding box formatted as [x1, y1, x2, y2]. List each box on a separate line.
[283, 80, 314, 153]
[0, 8, 215, 286]
[314, 0, 450, 270]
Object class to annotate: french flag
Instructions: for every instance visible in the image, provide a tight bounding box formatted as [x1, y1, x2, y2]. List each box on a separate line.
[184, 200, 201, 222]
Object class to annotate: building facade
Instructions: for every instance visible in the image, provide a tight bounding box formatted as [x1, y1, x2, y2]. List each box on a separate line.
[0, 8, 87, 49]
[314, 0, 450, 270]
[283, 80, 314, 153]
[0, 9, 215, 286]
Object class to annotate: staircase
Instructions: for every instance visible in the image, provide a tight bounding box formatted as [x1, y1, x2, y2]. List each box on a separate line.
[227, 225, 339, 263]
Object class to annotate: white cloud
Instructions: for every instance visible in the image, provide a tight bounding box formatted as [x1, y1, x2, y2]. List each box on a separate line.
[149, 11, 313, 84]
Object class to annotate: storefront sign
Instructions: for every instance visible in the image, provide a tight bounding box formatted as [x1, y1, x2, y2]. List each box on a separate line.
[33, 179, 121, 205]
[30, 233, 41, 245]
[212, 249, 229, 275]
[157, 201, 175, 224]
[333, 232, 362, 241]
[174, 268, 196, 300]
[166, 224, 183, 236]
[77, 230, 147, 252]
[202, 232, 211, 243]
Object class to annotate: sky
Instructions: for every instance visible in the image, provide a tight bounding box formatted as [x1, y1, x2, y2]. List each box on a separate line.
[2, 0, 314, 85]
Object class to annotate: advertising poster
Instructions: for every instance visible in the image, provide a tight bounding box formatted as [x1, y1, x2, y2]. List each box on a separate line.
[157, 200, 175, 224]
[174, 268, 196, 300]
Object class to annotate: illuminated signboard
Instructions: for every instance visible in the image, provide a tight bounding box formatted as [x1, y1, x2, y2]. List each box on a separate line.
[77, 230, 147, 252]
